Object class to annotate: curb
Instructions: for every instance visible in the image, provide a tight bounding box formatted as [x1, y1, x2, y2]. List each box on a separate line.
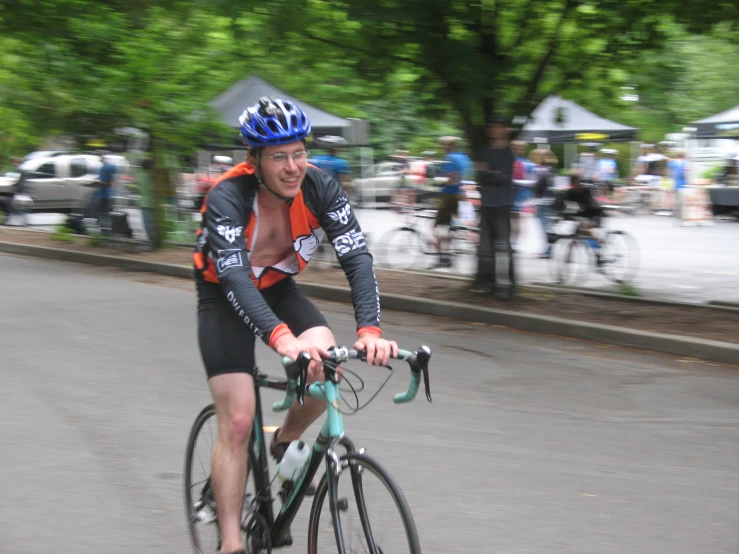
[528, 282, 739, 313]
[2, 241, 738, 366]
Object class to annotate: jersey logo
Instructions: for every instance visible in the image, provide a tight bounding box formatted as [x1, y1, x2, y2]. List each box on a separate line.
[332, 228, 366, 257]
[294, 230, 321, 262]
[327, 203, 351, 225]
[217, 224, 244, 244]
[217, 249, 243, 272]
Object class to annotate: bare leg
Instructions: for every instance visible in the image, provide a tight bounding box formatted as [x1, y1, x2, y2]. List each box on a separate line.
[276, 326, 336, 443]
[209, 373, 256, 554]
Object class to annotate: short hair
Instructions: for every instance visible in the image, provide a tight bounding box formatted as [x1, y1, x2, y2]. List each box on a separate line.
[486, 117, 507, 127]
[543, 150, 558, 165]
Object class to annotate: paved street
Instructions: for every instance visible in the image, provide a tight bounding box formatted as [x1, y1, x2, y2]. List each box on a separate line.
[6, 206, 738, 304]
[1, 254, 737, 553]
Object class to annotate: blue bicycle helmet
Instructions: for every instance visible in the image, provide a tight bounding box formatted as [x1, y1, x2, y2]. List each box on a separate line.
[239, 97, 312, 148]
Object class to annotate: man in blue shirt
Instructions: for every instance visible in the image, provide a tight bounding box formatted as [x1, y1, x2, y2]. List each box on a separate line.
[596, 149, 619, 195]
[433, 136, 473, 268]
[311, 136, 351, 196]
[668, 151, 688, 218]
[92, 155, 117, 234]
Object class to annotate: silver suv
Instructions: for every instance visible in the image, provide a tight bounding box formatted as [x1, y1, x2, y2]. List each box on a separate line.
[0, 154, 129, 221]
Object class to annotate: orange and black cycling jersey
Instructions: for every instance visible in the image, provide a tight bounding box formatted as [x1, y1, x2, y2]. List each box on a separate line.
[193, 163, 381, 346]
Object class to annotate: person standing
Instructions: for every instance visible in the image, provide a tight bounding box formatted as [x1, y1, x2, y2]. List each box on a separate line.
[90, 154, 117, 235]
[135, 156, 157, 246]
[531, 149, 559, 258]
[472, 118, 516, 297]
[510, 140, 536, 247]
[669, 151, 688, 219]
[312, 136, 352, 199]
[432, 136, 473, 268]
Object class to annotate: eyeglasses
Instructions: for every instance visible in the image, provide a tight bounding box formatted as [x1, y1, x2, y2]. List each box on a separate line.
[263, 150, 310, 165]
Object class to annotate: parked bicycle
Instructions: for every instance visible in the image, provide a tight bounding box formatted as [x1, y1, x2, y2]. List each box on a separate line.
[184, 345, 432, 554]
[377, 204, 479, 270]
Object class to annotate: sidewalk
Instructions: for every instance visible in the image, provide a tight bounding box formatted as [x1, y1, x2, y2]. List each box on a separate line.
[1, 226, 737, 357]
[15, 209, 739, 304]
[352, 208, 739, 305]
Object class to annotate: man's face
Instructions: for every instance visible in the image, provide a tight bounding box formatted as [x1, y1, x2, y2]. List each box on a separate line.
[487, 123, 507, 141]
[252, 140, 308, 199]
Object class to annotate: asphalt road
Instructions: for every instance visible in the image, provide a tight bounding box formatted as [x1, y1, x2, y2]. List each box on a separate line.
[1, 254, 737, 553]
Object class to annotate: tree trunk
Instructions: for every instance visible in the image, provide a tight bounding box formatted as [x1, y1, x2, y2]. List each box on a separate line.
[150, 137, 169, 249]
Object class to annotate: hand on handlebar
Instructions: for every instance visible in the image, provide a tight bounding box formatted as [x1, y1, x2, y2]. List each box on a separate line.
[273, 333, 329, 380]
[353, 335, 399, 367]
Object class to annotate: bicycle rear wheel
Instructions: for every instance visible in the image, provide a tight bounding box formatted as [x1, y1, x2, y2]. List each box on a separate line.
[379, 228, 425, 270]
[184, 405, 271, 554]
[600, 230, 639, 283]
[550, 236, 592, 285]
[307, 451, 421, 554]
[184, 404, 221, 554]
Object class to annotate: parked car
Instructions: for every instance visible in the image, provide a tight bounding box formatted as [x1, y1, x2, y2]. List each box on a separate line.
[0, 154, 131, 222]
[351, 161, 405, 206]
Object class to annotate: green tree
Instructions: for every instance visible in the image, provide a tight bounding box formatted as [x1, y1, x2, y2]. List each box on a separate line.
[1, 4, 238, 245]
[215, 0, 737, 151]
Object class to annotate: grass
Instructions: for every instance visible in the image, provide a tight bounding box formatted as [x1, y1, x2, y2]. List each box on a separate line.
[86, 233, 102, 247]
[50, 224, 76, 243]
[165, 216, 199, 243]
[615, 282, 640, 297]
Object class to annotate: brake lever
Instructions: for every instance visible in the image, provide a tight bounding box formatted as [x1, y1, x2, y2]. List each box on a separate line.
[297, 357, 309, 406]
[416, 345, 432, 402]
[284, 351, 311, 407]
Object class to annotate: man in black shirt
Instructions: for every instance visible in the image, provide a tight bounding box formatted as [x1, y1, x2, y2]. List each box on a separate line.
[472, 118, 516, 297]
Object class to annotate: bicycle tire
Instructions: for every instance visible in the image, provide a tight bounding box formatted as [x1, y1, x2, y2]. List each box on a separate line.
[601, 230, 639, 284]
[549, 236, 592, 285]
[184, 404, 220, 554]
[449, 225, 478, 257]
[307, 451, 422, 554]
[378, 227, 425, 270]
[184, 405, 270, 554]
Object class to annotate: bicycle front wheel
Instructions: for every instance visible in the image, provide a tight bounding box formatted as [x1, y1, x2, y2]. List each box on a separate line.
[307, 451, 421, 554]
[601, 230, 639, 283]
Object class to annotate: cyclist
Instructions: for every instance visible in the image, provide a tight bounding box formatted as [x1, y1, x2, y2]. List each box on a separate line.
[193, 96, 398, 554]
[552, 174, 606, 265]
[553, 174, 604, 227]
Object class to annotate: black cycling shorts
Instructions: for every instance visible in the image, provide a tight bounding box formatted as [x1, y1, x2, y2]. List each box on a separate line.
[197, 277, 329, 379]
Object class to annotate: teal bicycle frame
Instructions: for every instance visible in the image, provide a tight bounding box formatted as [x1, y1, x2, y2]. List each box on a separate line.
[245, 346, 431, 549]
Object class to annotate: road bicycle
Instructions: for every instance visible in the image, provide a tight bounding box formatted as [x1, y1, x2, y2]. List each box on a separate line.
[377, 203, 479, 270]
[547, 213, 639, 285]
[185, 345, 432, 553]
